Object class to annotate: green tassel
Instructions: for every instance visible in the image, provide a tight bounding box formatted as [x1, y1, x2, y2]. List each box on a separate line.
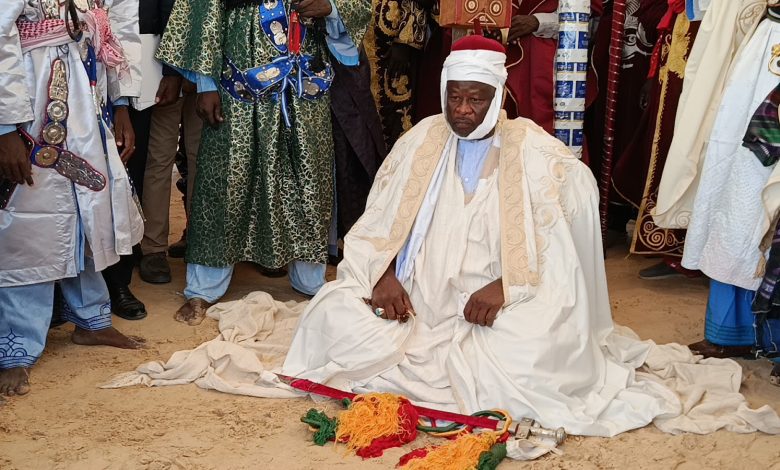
[477, 442, 507, 470]
[300, 409, 339, 446]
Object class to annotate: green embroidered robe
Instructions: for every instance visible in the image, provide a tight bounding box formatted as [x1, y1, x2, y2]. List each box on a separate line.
[157, 0, 370, 268]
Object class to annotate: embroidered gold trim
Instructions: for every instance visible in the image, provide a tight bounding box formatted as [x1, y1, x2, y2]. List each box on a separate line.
[365, 116, 451, 281]
[498, 117, 538, 296]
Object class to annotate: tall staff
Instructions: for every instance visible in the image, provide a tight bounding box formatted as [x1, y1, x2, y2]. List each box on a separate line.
[599, 0, 627, 238]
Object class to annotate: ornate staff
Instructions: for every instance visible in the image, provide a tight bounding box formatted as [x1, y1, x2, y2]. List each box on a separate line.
[599, 0, 628, 238]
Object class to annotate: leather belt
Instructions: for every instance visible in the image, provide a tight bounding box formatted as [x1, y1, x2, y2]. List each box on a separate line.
[18, 128, 106, 192]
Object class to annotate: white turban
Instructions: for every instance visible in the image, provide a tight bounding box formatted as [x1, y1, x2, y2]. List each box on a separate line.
[440, 47, 508, 140]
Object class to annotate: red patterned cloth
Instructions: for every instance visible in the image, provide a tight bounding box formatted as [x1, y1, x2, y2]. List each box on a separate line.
[17, 8, 128, 79]
[16, 19, 69, 50]
[82, 8, 129, 78]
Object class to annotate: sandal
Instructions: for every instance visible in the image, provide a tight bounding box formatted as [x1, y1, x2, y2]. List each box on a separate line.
[770, 364, 780, 387]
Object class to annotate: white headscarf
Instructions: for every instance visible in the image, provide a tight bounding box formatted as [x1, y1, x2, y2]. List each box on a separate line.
[440, 48, 508, 140]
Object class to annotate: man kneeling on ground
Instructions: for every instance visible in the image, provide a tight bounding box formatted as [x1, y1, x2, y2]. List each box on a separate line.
[279, 35, 664, 436]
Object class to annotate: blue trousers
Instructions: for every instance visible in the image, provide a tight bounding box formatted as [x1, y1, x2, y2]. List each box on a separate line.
[0, 259, 112, 370]
[184, 261, 326, 303]
[705, 280, 780, 363]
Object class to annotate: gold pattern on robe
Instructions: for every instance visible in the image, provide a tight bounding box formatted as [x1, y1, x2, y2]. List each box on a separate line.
[363, 0, 428, 147]
[631, 15, 692, 255]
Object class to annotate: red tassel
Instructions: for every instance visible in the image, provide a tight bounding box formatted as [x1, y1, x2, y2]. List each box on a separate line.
[289, 11, 301, 54]
[355, 398, 419, 458]
[397, 448, 431, 467]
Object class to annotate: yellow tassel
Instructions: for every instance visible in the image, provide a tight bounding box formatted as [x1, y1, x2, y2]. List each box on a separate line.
[335, 393, 405, 453]
[402, 432, 499, 470]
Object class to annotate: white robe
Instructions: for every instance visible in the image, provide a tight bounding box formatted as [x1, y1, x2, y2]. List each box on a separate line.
[653, 0, 766, 229]
[680, 18, 780, 289]
[0, 0, 144, 286]
[653, 0, 767, 229]
[105, 115, 780, 438]
[282, 116, 674, 437]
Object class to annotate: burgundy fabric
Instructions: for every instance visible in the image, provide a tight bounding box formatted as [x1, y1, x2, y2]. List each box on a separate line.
[451, 34, 506, 52]
[504, 0, 559, 132]
[614, 15, 700, 256]
[586, 0, 667, 190]
[414, 22, 452, 123]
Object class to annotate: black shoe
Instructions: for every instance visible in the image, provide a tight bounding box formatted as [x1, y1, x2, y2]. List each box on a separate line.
[110, 286, 147, 321]
[168, 230, 187, 259]
[254, 264, 288, 278]
[139, 252, 172, 284]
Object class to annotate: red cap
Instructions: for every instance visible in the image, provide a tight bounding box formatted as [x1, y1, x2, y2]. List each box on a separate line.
[450, 35, 506, 54]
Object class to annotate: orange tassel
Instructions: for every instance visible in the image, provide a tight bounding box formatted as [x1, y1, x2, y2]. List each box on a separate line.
[401, 432, 499, 469]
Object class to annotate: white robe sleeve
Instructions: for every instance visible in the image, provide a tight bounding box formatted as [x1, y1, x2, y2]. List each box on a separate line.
[563, 161, 614, 343]
[107, 0, 142, 101]
[532, 12, 559, 39]
[0, 0, 33, 126]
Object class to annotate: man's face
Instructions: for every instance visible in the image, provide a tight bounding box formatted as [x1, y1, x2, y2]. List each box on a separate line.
[445, 81, 496, 137]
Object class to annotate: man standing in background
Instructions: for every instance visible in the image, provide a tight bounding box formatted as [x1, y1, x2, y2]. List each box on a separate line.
[100, 0, 184, 320]
[157, 0, 372, 325]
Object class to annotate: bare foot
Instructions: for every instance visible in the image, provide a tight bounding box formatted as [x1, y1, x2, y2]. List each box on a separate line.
[0, 367, 30, 397]
[71, 326, 145, 349]
[174, 298, 213, 326]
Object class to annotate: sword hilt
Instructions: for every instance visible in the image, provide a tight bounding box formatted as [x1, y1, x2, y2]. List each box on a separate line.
[512, 418, 567, 445]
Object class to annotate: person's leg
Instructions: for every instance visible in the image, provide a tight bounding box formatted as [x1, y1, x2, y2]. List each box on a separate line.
[169, 93, 203, 259]
[175, 264, 234, 325]
[101, 106, 154, 317]
[101, 252, 146, 320]
[60, 260, 144, 349]
[0, 282, 54, 397]
[288, 261, 326, 297]
[169, 131, 189, 259]
[182, 92, 203, 218]
[139, 99, 185, 283]
[689, 280, 754, 358]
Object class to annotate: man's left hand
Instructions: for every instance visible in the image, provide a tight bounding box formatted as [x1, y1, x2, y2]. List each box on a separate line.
[113, 106, 135, 163]
[507, 15, 540, 44]
[464, 279, 504, 327]
[294, 0, 332, 18]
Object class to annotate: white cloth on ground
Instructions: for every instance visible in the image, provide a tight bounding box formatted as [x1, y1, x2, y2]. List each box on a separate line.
[102, 292, 780, 435]
[105, 115, 780, 438]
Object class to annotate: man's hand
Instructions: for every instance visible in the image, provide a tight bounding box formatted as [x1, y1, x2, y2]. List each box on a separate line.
[155, 75, 183, 106]
[507, 15, 540, 44]
[370, 265, 414, 322]
[182, 79, 197, 95]
[0, 131, 33, 185]
[386, 43, 414, 78]
[113, 106, 135, 163]
[464, 279, 504, 327]
[294, 0, 332, 18]
[196, 91, 224, 128]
